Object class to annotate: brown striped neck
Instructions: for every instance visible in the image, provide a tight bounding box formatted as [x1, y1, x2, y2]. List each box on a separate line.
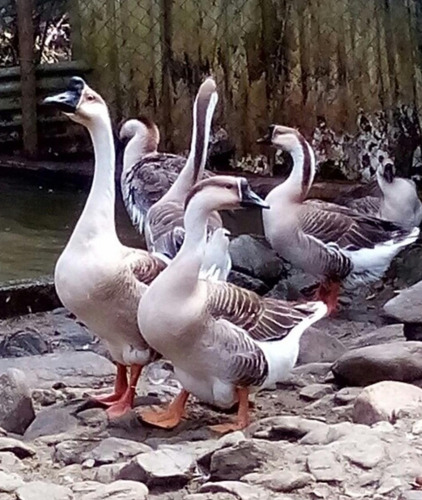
[159, 77, 218, 203]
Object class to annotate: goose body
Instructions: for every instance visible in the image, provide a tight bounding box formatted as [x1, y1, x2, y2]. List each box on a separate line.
[341, 159, 422, 228]
[258, 125, 419, 312]
[45, 77, 165, 417]
[138, 176, 327, 430]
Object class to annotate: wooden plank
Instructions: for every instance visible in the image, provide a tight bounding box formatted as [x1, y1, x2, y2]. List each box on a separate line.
[16, 0, 38, 158]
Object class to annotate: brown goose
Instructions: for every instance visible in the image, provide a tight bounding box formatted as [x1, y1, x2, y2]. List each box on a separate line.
[137, 176, 328, 432]
[44, 77, 166, 418]
[257, 125, 420, 313]
[342, 157, 422, 228]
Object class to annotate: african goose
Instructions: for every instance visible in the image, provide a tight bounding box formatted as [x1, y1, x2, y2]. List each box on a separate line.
[143, 78, 223, 262]
[44, 77, 165, 418]
[257, 125, 420, 313]
[343, 158, 422, 228]
[137, 176, 328, 432]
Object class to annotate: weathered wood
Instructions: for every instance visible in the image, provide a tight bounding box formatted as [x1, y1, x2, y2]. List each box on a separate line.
[16, 0, 38, 158]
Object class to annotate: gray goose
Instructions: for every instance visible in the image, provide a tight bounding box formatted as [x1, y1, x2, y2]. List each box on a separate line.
[137, 176, 328, 432]
[44, 77, 166, 418]
[342, 157, 422, 229]
[257, 125, 419, 314]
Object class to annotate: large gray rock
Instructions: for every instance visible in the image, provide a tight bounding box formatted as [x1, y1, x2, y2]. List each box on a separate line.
[210, 440, 279, 481]
[348, 324, 404, 349]
[0, 470, 24, 493]
[332, 342, 422, 386]
[0, 369, 35, 434]
[16, 482, 73, 500]
[229, 235, 284, 285]
[228, 270, 269, 295]
[384, 280, 422, 323]
[298, 327, 346, 365]
[353, 381, 422, 425]
[24, 403, 79, 440]
[82, 480, 148, 500]
[86, 437, 151, 465]
[118, 448, 196, 487]
[0, 352, 115, 389]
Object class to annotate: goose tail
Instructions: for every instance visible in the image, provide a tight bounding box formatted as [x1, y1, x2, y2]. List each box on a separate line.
[199, 228, 232, 282]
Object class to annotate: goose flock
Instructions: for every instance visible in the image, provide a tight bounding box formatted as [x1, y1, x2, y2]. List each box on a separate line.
[43, 76, 421, 432]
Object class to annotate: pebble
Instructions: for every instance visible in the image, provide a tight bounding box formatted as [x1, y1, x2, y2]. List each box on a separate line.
[0, 470, 24, 493]
[0, 438, 35, 459]
[16, 481, 73, 500]
[299, 383, 334, 401]
[243, 470, 314, 492]
[82, 480, 149, 500]
[86, 437, 151, 465]
[307, 450, 346, 482]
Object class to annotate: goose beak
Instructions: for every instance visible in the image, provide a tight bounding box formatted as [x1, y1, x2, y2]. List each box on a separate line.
[383, 163, 395, 184]
[43, 76, 85, 113]
[239, 179, 269, 209]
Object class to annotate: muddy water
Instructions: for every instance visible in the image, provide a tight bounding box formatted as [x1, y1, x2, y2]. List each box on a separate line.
[0, 174, 263, 284]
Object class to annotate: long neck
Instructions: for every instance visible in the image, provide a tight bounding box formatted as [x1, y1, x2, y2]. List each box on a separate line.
[71, 115, 118, 244]
[269, 136, 315, 203]
[123, 130, 156, 175]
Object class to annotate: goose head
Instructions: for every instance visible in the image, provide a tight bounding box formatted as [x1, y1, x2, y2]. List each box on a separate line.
[377, 156, 396, 184]
[185, 176, 269, 212]
[257, 124, 302, 152]
[119, 117, 160, 151]
[43, 76, 108, 126]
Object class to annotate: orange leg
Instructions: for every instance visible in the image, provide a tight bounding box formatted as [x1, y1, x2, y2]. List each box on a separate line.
[315, 280, 341, 315]
[107, 364, 143, 418]
[210, 387, 250, 434]
[91, 363, 128, 405]
[137, 389, 190, 429]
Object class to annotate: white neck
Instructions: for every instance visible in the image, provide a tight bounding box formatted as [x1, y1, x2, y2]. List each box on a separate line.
[268, 136, 316, 203]
[123, 129, 156, 175]
[69, 112, 119, 246]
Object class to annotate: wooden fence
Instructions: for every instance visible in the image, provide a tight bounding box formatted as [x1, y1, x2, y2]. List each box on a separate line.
[74, 0, 422, 175]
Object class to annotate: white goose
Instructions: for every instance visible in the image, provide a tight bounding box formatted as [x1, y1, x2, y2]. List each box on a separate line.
[137, 176, 328, 432]
[257, 125, 420, 313]
[44, 77, 166, 417]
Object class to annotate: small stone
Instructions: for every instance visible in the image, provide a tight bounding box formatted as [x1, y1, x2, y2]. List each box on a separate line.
[93, 463, 127, 484]
[243, 470, 314, 492]
[0, 470, 24, 492]
[82, 458, 95, 468]
[210, 440, 278, 481]
[76, 408, 108, 429]
[299, 384, 333, 401]
[400, 492, 422, 500]
[340, 435, 385, 468]
[332, 342, 422, 386]
[250, 416, 327, 441]
[82, 480, 148, 500]
[54, 440, 92, 465]
[31, 389, 57, 407]
[87, 437, 151, 465]
[377, 476, 402, 495]
[0, 438, 35, 459]
[384, 280, 422, 323]
[307, 450, 345, 482]
[413, 421, 422, 435]
[24, 405, 79, 440]
[71, 481, 101, 495]
[118, 448, 196, 487]
[185, 494, 236, 500]
[200, 481, 270, 500]
[16, 481, 73, 500]
[298, 327, 346, 365]
[353, 381, 422, 425]
[0, 369, 35, 434]
[350, 324, 404, 348]
[299, 421, 362, 446]
[334, 387, 362, 406]
[0, 452, 25, 472]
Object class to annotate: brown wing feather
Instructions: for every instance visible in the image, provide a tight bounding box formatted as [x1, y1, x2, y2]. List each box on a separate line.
[206, 281, 322, 342]
[130, 251, 166, 285]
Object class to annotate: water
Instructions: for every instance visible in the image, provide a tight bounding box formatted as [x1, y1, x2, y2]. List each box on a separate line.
[0, 174, 140, 283]
[0, 173, 263, 284]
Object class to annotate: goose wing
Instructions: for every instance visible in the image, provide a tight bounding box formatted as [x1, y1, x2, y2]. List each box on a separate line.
[129, 250, 167, 285]
[206, 281, 325, 342]
[344, 196, 380, 217]
[300, 199, 412, 250]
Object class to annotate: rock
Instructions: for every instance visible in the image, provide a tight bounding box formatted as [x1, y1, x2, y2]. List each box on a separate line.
[0, 452, 25, 472]
[118, 448, 196, 487]
[299, 384, 333, 401]
[332, 342, 422, 386]
[250, 416, 327, 441]
[291, 362, 333, 381]
[228, 271, 269, 295]
[348, 324, 404, 348]
[16, 482, 73, 500]
[340, 435, 385, 468]
[412, 420, 422, 435]
[93, 463, 127, 484]
[200, 481, 270, 500]
[384, 280, 422, 323]
[32, 389, 57, 407]
[229, 235, 284, 285]
[400, 492, 422, 500]
[353, 381, 422, 425]
[0, 330, 50, 358]
[0, 470, 24, 492]
[24, 403, 79, 440]
[334, 387, 362, 406]
[243, 470, 314, 492]
[405, 323, 422, 342]
[307, 450, 345, 482]
[0, 438, 35, 459]
[71, 481, 101, 496]
[0, 369, 35, 434]
[82, 480, 148, 500]
[185, 494, 236, 500]
[298, 328, 346, 365]
[54, 439, 93, 465]
[87, 437, 151, 465]
[299, 421, 365, 446]
[210, 440, 278, 480]
[76, 408, 108, 429]
[0, 352, 115, 389]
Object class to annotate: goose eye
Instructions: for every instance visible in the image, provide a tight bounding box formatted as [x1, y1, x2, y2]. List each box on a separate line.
[86, 94, 95, 102]
[225, 184, 232, 190]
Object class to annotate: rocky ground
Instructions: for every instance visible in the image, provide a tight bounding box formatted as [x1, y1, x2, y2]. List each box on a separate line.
[0, 238, 422, 499]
